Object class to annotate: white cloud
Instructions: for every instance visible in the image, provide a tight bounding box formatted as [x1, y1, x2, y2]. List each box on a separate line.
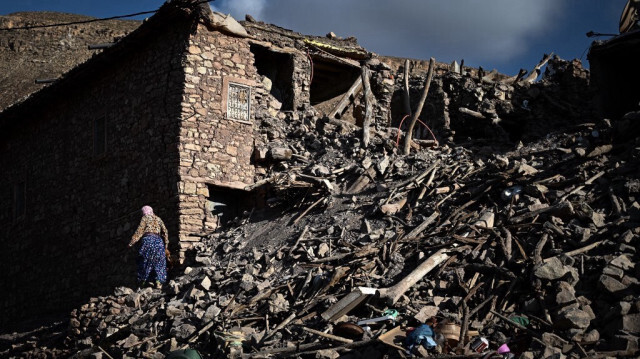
[212, 0, 565, 72]
[211, 0, 266, 19]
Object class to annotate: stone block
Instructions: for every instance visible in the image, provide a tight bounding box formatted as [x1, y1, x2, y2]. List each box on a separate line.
[414, 305, 439, 323]
[555, 307, 591, 330]
[555, 281, 576, 305]
[534, 257, 568, 280]
[610, 254, 635, 271]
[196, 186, 209, 196]
[226, 145, 238, 156]
[603, 265, 625, 279]
[598, 274, 630, 296]
[199, 276, 212, 291]
[621, 313, 640, 333]
[204, 304, 221, 320]
[183, 182, 197, 194]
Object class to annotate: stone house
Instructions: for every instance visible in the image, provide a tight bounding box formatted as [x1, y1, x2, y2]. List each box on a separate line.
[0, 0, 377, 326]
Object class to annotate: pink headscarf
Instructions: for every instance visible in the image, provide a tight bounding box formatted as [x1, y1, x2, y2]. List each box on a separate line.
[142, 205, 154, 216]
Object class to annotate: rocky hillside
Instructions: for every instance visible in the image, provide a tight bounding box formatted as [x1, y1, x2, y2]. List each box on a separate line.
[0, 12, 140, 111]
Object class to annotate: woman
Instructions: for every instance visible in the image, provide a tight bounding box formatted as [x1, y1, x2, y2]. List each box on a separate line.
[129, 205, 169, 288]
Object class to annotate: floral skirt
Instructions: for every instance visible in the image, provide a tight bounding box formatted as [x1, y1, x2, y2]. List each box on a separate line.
[137, 233, 167, 284]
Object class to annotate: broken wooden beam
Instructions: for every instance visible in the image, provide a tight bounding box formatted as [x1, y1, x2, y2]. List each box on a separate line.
[329, 76, 363, 119]
[404, 211, 439, 239]
[377, 248, 450, 304]
[321, 287, 377, 322]
[522, 52, 553, 84]
[361, 65, 373, 148]
[301, 326, 353, 344]
[458, 107, 486, 119]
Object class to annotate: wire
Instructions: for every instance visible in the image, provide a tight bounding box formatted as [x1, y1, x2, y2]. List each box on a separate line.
[396, 115, 411, 146]
[395, 114, 439, 147]
[0, 0, 215, 31]
[579, 44, 591, 61]
[0, 10, 157, 31]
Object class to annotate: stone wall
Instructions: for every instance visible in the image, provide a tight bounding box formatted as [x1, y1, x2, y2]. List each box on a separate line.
[292, 53, 312, 110]
[0, 20, 190, 327]
[176, 25, 264, 254]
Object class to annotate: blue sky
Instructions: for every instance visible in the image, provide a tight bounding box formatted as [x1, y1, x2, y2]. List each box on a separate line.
[0, 0, 627, 75]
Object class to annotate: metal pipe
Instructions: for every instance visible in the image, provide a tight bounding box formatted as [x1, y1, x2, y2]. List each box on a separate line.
[88, 43, 114, 50]
[35, 78, 58, 84]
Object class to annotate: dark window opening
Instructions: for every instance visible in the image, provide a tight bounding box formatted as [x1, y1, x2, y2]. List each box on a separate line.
[309, 58, 360, 106]
[250, 44, 295, 111]
[94, 117, 106, 156]
[205, 185, 257, 227]
[14, 182, 25, 220]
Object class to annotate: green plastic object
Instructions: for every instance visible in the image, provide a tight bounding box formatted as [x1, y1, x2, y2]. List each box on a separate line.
[165, 349, 203, 359]
[383, 309, 399, 319]
[509, 316, 530, 327]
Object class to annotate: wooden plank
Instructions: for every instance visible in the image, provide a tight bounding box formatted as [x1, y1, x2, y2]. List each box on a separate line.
[329, 76, 363, 119]
[361, 66, 373, 147]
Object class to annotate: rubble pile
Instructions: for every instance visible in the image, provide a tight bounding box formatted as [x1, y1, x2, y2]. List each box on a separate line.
[392, 56, 592, 146]
[3, 58, 640, 359]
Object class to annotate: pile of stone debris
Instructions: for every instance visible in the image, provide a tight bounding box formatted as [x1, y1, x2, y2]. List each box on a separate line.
[2, 56, 640, 359]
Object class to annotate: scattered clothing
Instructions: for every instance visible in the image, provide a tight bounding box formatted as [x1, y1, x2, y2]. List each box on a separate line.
[405, 324, 437, 353]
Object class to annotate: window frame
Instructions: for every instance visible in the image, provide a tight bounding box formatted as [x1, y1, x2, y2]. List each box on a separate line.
[226, 82, 251, 122]
[221, 77, 255, 125]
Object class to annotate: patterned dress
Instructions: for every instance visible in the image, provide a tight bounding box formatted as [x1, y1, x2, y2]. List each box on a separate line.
[131, 214, 169, 285]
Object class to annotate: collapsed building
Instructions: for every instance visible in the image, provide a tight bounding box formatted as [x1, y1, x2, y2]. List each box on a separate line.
[0, 0, 397, 327]
[0, 0, 597, 329]
[2, 1, 637, 358]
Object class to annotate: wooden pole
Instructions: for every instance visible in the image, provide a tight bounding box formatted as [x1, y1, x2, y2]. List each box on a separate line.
[403, 57, 435, 155]
[377, 248, 449, 304]
[403, 59, 412, 116]
[361, 66, 373, 148]
[301, 326, 353, 344]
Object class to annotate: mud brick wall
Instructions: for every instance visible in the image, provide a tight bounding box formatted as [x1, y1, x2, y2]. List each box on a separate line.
[176, 25, 263, 253]
[0, 21, 190, 327]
